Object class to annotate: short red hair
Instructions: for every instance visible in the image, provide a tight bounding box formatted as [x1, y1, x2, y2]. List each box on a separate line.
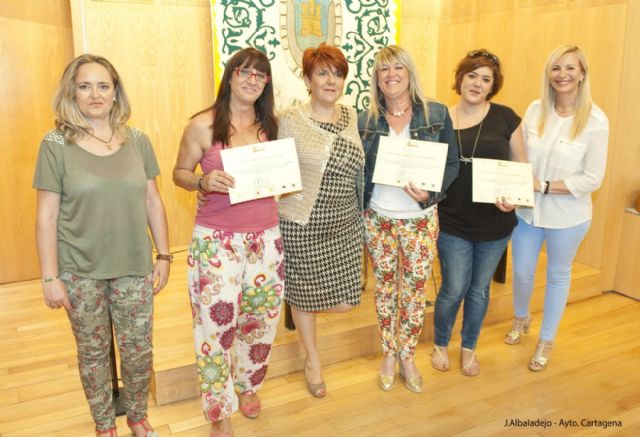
[302, 43, 349, 79]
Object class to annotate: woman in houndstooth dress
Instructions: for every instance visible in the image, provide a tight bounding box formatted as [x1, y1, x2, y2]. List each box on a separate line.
[278, 44, 364, 398]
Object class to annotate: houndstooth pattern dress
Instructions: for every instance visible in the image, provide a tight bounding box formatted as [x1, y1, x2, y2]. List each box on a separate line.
[281, 106, 364, 311]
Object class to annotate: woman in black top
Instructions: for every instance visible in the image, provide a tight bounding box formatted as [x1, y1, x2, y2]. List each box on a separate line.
[432, 50, 526, 376]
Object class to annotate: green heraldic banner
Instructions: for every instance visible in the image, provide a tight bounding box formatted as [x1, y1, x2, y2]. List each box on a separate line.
[211, 0, 400, 112]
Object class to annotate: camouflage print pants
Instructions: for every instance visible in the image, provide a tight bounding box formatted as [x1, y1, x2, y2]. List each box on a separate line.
[60, 272, 154, 432]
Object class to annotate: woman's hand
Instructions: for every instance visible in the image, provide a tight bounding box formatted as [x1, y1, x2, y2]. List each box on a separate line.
[43, 279, 72, 310]
[495, 197, 515, 212]
[404, 182, 430, 203]
[200, 170, 235, 194]
[152, 260, 170, 294]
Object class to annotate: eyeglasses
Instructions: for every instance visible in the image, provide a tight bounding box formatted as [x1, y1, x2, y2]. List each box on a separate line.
[468, 50, 500, 65]
[234, 67, 270, 84]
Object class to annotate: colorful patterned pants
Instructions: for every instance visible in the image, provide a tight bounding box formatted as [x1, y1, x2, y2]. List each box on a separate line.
[60, 272, 154, 432]
[364, 208, 439, 360]
[188, 224, 285, 422]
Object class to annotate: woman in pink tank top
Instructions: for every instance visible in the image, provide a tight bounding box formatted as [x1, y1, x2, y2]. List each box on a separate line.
[172, 48, 283, 437]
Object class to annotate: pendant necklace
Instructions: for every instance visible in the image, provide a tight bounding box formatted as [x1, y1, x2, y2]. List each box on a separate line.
[387, 105, 411, 118]
[86, 129, 115, 150]
[456, 104, 487, 164]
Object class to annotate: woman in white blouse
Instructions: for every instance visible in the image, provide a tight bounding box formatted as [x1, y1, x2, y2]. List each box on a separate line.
[505, 45, 608, 371]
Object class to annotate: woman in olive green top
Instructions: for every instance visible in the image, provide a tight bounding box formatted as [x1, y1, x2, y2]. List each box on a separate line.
[33, 54, 169, 437]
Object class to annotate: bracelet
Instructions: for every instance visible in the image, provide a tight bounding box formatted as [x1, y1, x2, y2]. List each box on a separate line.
[156, 253, 173, 263]
[41, 276, 58, 283]
[544, 181, 551, 195]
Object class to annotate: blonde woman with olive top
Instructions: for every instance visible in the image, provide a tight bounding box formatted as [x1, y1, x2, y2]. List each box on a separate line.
[34, 54, 168, 437]
[506, 45, 608, 371]
[432, 49, 526, 377]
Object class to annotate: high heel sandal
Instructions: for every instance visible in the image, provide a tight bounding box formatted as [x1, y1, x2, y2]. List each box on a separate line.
[95, 427, 117, 437]
[239, 399, 261, 419]
[398, 360, 423, 394]
[127, 417, 158, 437]
[529, 341, 553, 372]
[304, 364, 326, 398]
[431, 346, 450, 372]
[377, 355, 397, 391]
[460, 348, 480, 377]
[504, 315, 532, 345]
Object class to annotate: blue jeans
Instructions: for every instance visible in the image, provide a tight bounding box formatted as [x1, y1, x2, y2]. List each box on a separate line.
[511, 216, 590, 341]
[434, 231, 511, 350]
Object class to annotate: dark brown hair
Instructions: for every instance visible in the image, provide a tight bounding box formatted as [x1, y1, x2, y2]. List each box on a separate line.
[452, 49, 503, 100]
[195, 47, 277, 145]
[302, 43, 349, 79]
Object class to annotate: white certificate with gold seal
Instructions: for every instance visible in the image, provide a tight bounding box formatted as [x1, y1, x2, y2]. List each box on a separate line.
[472, 158, 534, 206]
[220, 138, 302, 204]
[372, 136, 449, 192]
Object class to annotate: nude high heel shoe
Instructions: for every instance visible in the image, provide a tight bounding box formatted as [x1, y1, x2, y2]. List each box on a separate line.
[529, 341, 553, 371]
[504, 315, 532, 345]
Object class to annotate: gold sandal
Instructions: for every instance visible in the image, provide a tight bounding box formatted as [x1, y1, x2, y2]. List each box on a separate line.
[431, 346, 450, 372]
[460, 348, 480, 377]
[529, 341, 553, 371]
[504, 315, 532, 345]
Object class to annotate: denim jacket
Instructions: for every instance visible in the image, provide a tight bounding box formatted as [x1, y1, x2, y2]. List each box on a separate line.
[358, 100, 459, 209]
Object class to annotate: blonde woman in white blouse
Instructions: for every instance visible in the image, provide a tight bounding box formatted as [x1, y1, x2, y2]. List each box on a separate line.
[505, 45, 608, 371]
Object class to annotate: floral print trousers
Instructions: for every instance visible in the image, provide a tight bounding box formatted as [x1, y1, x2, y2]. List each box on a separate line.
[60, 272, 154, 432]
[364, 208, 439, 360]
[188, 224, 284, 422]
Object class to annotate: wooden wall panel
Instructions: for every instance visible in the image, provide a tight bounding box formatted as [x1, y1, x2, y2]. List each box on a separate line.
[399, 1, 441, 98]
[403, 0, 628, 271]
[609, 0, 640, 294]
[0, 0, 73, 283]
[69, 0, 214, 250]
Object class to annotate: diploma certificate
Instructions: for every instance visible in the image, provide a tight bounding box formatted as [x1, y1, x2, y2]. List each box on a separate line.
[372, 136, 449, 192]
[472, 158, 534, 206]
[220, 138, 302, 204]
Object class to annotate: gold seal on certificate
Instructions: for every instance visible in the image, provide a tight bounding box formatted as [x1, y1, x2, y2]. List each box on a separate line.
[472, 158, 534, 206]
[220, 137, 302, 204]
[372, 136, 449, 192]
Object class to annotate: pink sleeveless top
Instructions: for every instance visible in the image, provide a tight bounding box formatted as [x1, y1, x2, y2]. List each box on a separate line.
[195, 137, 279, 232]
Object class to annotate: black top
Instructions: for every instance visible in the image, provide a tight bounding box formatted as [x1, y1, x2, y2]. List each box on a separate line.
[439, 103, 521, 241]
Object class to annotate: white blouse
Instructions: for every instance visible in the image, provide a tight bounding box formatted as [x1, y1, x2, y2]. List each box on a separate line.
[517, 100, 609, 229]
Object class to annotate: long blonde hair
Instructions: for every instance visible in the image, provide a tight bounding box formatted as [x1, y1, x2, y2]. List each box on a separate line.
[538, 45, 592, 139]
[365, 45, 429, 126]
[53, 54, 131, 140]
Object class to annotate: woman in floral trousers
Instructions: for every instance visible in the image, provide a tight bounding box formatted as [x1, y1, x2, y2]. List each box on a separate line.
[358, 46, 458, 394]
[173, 48, 284, 437]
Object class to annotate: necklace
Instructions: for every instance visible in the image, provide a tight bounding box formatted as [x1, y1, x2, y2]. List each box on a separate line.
[456, 104, 487, 164]
[387, 105, 411, 118]
[86, 129, 115, 150]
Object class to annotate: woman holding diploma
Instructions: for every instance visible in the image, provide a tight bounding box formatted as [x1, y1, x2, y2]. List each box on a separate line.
[173, 48, 283, 437]
[277, 44, 364, 398]
[432, 49, 526, 376]
[506, 45, 608, 371]
[358, 45, 458, 392]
